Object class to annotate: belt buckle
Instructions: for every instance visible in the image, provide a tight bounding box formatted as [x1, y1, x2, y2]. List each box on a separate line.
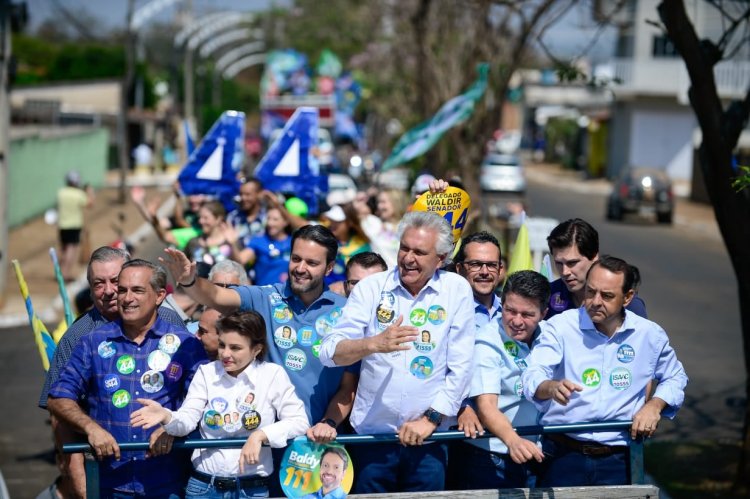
[581, 444, 610, 457]
[214, 477, 236, 491]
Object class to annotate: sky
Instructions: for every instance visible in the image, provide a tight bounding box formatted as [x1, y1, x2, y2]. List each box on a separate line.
[24, 0, 616, 62]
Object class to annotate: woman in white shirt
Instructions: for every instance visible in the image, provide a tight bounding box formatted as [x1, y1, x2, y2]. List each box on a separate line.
[131, 311, 309, 497]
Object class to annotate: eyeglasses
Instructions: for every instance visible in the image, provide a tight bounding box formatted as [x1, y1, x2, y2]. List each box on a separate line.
[463, 260, 501, 272]
[213, 282, 235, 288]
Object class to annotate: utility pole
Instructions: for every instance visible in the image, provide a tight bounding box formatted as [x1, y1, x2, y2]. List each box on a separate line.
[0, 0, 12, 303]
[118, 0, 136, 204]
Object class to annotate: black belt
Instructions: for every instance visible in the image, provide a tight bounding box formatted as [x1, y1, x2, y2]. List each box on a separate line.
[191, 469, 269, 491]
[547, 433, 628, 457]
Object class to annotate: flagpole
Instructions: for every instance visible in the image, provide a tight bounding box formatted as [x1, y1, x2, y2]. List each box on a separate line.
[11, 260, 56, 371]
[49, 247, 75, 328]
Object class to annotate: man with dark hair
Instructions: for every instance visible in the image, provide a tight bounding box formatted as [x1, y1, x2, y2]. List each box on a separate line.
[456, 231, 504, 329]
[343, 251, 387, 297]
[545, 218, 647, 320]
[227, 178, 267, 247]
[523, 255, 688, 486]
[320, 211, 475, 493]
[162, 225, 357, 495]
[459, 270, 549, 489]
[48, 259, 207, 496]
[38, 246, 186, 498]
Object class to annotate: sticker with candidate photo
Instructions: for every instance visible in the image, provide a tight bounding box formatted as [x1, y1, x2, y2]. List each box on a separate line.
[427, 305, 446, 325]
[272, 304, 293, 324]
[280, 441, 353, 498]
[237, 392, 256, 412]
[409, 356, 434, 379]
[315, 314, 333, 336]
[158, 334, 181, 354]
[140, 370, 164, 393]
[274, 325, 297, 349]
[204, 410, 222, 430]
[225, 411, 242, 432]
[413, 330, 436, 353]
[97, 341, 117, 359]
[148, 350, 171, 372]
[298, 326, 317, 347]
[220, 412, 237, 431]
[328, 307, 343, 323]
[242, 410, 262, 431]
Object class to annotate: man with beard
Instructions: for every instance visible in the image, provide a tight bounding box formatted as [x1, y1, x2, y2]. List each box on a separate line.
[161, 225, 356, 494]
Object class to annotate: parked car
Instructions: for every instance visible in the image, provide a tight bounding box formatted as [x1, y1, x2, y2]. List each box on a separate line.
[480, 153, 526, 194]
[606, 167, 674, 224]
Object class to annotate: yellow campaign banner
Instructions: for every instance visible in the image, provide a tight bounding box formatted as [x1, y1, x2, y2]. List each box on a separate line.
[412, 186, 471, 247]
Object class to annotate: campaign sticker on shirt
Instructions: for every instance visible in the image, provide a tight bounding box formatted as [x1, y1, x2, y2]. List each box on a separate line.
[375, 305, 396, 328]
[165, 361, 183, 381]
[315, 315, 333, 336]
[237, 392, 256, 412]
[617, 344, 635, 363]
[103, 374, 120, 393]
[112, 389, 131, 409]
[514, 380, 524, 398]
[414, 330, 436, 353]
[269, 292, 284, 306]
[97, 340, 117, 359]
[211, 397, 229, 413]
[141, 370, 164, 393]
[311, 340, 322, 358]
[427, 305, 446, 325]
[609, 367, 632, 390]
[409, 356, 434, 379]
[280, 441, 353, 499]
[379, 291, 396, 307]
[514, 358, 528, 371]
[504, 341, 519, 358]
[549, 292, 568, 312]
[274, 325, 298, 349]
[273, 304, 293, 324]
[582, 368, 601, 387]
[328, 307, 343, 323]
[409, 308, 427, 327]
[148, 350, 171, 372]
[116, 355, 135, 375]
[158, 334, 181, 354]
[242, 410, 262, 431]
[204, 410, 222, 430]
[285, 348, 308, 371]
[298, 326, 317, 347]
[225, 411, 242, 432]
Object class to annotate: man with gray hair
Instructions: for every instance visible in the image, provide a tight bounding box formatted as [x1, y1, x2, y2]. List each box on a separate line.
[320, 211, 475, 493]
[208, 259, 250, 286]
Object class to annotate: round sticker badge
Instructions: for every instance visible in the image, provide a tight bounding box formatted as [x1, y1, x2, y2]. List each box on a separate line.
[112, 389, 131, 409]
[211, 397, 229, 413]
[427, 305, 446, 325]
[409, 356, 434, 379]
[617, 344, 635, 363]
[116, 355, 135, 375]
[409, 308, 427, 327]
[274, 325, 298, 349]
[379, 291, 396, 307]
[204, 410, 222, 430]
[272, 304, 293, 324]
[414, 330, 436, 353]
[328, 307, 343, 323]
[504, 341, 519, 358]
[285, 348, 308, 371]
[514, 380, 524, 398]
[103, 374, 120, 393]
[582, 368, 602, 387]
[269, 292, 284, 306]
[97, 341, 117, 359]
[314, 315, 333, 336]
[610, 367, 632, 390]
[242, 410, 262, 431]
[412, 186, 472, 250]
[514, 358, 528, 371]
[140, 370, 164, 393]
[375, 305, 395, 328]
[148, 350, 171, 372]
[550, 292, 568, 312]
[280, 441, 354, 499]
[165, 361, 183, 381]
[311, 340, 322, 358]
[237, 392, 256, 412]
[298, 326, 317, 347]
[158, 334, 181, 354]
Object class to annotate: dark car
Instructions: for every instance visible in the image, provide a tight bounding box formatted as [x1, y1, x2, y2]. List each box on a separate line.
[606, 167, 674, 224]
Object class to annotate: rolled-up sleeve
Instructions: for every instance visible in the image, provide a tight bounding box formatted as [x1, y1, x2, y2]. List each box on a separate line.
[522, 325, 563, 410]
[430, 279, 475, 417]
[49, 336, 93, 402]
[319, 281, 372, 368]
[652, 339, 688, 419]
[261, 367, 310, 448]
[470, 323, 502, 398]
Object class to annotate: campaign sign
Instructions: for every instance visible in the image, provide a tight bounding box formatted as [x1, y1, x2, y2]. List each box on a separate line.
[412, 186, 471, 248]
[280, 439, 353, 498]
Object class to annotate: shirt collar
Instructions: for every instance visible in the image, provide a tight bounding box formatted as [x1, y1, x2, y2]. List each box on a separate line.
[383, 266, 443, 295]
[578, 306, 634, 338]
[474, 294, 501, 315]
[282, 282, 338, 307]
[106, 316, 167, 340]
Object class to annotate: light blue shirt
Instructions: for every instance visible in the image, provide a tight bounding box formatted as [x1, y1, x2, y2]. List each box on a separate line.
[469, 319, 540, 454]
[320, 267, 476, 434]
[522, 308, 688, 446]
[473, 294, 502, 330]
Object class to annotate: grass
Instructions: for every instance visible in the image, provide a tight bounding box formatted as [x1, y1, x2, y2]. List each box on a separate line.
[646, 440, 744, 498]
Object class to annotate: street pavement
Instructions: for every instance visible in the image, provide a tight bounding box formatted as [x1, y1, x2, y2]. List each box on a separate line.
[0, 165, 723, 497]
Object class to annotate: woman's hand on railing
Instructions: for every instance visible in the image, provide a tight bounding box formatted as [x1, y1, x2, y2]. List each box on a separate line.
[239, 430, 267, 474]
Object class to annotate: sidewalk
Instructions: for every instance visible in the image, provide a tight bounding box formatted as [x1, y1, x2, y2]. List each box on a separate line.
[0, 172, 177, 328]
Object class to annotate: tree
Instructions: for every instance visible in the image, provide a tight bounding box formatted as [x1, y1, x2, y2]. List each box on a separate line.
[657, 0, 750, 492]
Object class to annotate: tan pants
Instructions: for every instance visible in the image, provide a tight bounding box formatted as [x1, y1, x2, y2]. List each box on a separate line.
[51, 414, 86, 499]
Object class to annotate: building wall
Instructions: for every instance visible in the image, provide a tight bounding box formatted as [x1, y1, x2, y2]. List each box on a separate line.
[8, 128, 109, 227]
[607, 103, 632, 178]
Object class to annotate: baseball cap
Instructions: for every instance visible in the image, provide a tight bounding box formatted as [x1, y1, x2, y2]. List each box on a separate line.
[66, 170, 81, 186]
[411, 174, 436, 197]
[322, 205, 346, 223]
[284, 197, 309, 218]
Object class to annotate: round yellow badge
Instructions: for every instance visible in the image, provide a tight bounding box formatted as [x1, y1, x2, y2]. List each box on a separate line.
[412, 186, 472, 248]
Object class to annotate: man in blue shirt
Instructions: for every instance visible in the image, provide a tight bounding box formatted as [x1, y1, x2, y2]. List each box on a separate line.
[545, 219, 647, 319]
[455, 231, 504, 330]
[39, 246, 186, 498]
[523, 255, 688, 486]
[48, 259, 207, 496]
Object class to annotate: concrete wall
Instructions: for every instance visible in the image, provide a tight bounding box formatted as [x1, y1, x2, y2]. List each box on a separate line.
[8, 127, 109, 227]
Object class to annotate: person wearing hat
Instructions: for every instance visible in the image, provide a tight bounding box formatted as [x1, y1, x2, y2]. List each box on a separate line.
[321, 204, 371, 286]
[57, 170, 94, 281]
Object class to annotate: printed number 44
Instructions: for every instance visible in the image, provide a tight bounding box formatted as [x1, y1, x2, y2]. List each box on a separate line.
[443, 209, 467, 231]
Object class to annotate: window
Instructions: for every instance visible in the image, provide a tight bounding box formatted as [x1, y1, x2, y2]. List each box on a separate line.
[652, 35, 679, 58]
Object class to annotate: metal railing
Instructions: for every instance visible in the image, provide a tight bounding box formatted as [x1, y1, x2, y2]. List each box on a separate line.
[64, 420, 643, 497]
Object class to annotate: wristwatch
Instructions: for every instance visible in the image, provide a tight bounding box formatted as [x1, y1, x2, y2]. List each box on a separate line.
[321, 418, 338, 429]
[423, 408, 443, 426]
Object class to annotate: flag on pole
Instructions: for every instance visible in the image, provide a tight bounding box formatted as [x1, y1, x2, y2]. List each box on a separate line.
[381, 63, 489, 171]
[507, 213, 534, 277]
[49, 247, 74, 330]
[539, 254, 553, 281]
[12, 260, 56, 371]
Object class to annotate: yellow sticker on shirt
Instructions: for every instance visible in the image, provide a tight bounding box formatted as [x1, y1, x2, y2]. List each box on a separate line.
[412, 186, 471, 246]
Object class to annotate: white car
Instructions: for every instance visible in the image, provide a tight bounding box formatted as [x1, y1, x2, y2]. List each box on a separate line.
[480, 153, 526, 194]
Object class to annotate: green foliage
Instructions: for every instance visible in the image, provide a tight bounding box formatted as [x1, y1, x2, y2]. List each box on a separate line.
[731, 165, 750, 192]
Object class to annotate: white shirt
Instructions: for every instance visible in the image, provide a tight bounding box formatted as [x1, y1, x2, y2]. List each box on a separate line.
[320, 267, 475, 434]
[164, 360, 309, 477]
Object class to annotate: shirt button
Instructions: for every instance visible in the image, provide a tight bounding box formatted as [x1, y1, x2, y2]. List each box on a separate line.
[135, 391, 140, 395]
[132, 435, 137, 439]
[136, 369, 141, 374]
